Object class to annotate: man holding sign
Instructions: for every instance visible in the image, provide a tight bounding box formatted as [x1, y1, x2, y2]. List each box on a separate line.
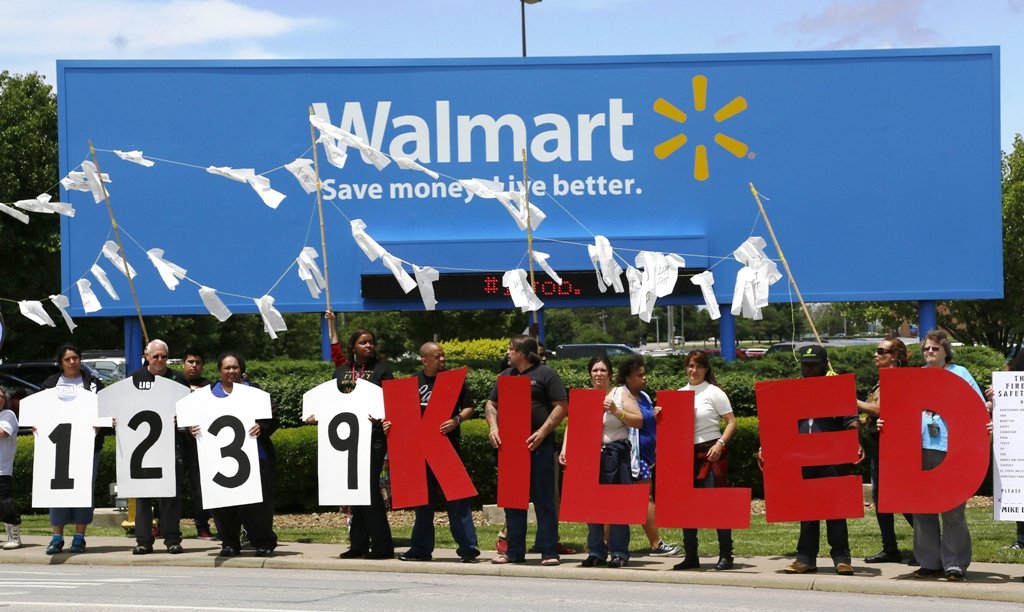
[394, 343, 480, 563]
[485, 335, 567, 566]
[99, 339, 190, 555]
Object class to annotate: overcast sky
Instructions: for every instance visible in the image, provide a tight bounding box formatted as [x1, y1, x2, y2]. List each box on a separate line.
[1, 0, 1021, 150]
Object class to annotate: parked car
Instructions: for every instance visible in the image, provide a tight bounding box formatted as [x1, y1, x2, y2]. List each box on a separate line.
[82, 357, 126, 381]
[553, 344, 642, 359]
[0, 360, 113, 386]
[699, 347, 748, 360]
[744, 347, 768, 358]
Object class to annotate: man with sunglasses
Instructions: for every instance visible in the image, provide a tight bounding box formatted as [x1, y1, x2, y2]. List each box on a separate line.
[130, 339, 189, 555]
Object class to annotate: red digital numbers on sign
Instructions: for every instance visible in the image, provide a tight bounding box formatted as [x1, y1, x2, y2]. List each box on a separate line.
[483, 275, 582, 297]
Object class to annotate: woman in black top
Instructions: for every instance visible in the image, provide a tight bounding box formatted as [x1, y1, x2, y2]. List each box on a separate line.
[336, 329, 395, 559]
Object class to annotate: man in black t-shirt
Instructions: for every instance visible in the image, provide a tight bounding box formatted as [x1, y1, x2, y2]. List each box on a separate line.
[129, 339, 189, 555]
[179, 349, 215, 540]
[397, 343, 480, 563]
[485, 335, 567, 565]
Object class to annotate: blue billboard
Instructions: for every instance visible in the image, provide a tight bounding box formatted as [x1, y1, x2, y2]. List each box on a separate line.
[56, 47, 1001, 317]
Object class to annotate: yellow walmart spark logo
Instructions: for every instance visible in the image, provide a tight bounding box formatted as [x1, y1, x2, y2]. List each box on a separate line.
[654, 75, 749, 181]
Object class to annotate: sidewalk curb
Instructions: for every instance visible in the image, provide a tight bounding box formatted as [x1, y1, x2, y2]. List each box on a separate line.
[3, 536, 1022, 603]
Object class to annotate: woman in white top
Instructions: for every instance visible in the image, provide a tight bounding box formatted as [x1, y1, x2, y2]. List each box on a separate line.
[673, 350, 737, 571]
[560, 356, 641, 568]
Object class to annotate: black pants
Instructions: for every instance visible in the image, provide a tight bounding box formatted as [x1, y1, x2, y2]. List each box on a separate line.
[0, 475, 21, 525]
[214, 459, 277, 551]
[348, 432, 393, 555]
[796, 464, 850, 564]
[682, 443, 732, 556]
[177, 430, 214, 532]
[135, 496, 182, 546]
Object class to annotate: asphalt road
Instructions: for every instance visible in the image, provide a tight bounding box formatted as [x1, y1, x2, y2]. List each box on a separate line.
[0, 565, 1015, 611]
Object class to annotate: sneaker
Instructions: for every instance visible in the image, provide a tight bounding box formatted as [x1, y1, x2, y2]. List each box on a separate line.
[945, 568, 966, 582]
[45, 536, 64, 555]
[784, 560, 817, 574]
[3, 525, 22, 550]
[608, 556, 628, 569]
[1010, 542, 1024, 550]
[196, 529, 215, 541]
[69, 535, 87, 553]
[650, 540, 678, 556]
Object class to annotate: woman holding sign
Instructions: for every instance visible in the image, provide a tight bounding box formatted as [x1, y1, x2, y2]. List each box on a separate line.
[203, 352, 280, 557]
[880, 330, 985, 582]
[559, 356, 641, 568]
[859, 336, 914, 565]
[334, 329, 395, 560]
[617, 355, 678, 557]
[39, 343, 105, 555]
[674, 350, 737, 571]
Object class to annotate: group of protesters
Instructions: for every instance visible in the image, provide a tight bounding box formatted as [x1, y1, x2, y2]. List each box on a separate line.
[0, 319, 1013, 582]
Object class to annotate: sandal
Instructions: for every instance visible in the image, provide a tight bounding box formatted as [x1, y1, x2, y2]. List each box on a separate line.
[540, 557, 560, 566]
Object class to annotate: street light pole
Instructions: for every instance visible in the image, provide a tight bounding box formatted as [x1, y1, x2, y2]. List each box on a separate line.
[521, 0, 541, 58]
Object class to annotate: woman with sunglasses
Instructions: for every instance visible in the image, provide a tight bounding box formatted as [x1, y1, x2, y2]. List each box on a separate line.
[880, 330, 985, 582]
[858, 336, 913, 565]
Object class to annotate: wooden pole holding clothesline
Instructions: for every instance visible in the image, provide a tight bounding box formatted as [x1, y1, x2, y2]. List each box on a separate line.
[522, 148, 539, 338]
[309, 107, 332, 311]
[88, 140, 149, 346]
[748, 181, 832, 373]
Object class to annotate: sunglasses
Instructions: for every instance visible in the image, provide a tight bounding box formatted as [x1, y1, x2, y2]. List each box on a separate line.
[875, 348, 894, 355]
[922, 346, 944, 353]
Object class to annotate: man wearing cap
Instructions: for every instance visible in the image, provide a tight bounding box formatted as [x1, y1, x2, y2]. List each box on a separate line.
[761, 344, 862, 575]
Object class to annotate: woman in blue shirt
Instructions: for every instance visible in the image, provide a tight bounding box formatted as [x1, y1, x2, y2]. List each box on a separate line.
[913, 330, 986, 581]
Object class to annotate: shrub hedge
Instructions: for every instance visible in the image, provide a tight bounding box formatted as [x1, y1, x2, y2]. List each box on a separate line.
[11, 342, 1002, 513]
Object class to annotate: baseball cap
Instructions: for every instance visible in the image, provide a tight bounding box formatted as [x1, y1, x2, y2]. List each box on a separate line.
[798, 344, 828, 364]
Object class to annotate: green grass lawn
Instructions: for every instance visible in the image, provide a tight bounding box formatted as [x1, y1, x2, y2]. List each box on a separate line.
[19, 507, 1024, 563]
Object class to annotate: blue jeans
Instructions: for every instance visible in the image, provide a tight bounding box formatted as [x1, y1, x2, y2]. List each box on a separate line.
[409, 471, 479, 559]
[504, 440, 558, 562]
[587, 523, 630, 560]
